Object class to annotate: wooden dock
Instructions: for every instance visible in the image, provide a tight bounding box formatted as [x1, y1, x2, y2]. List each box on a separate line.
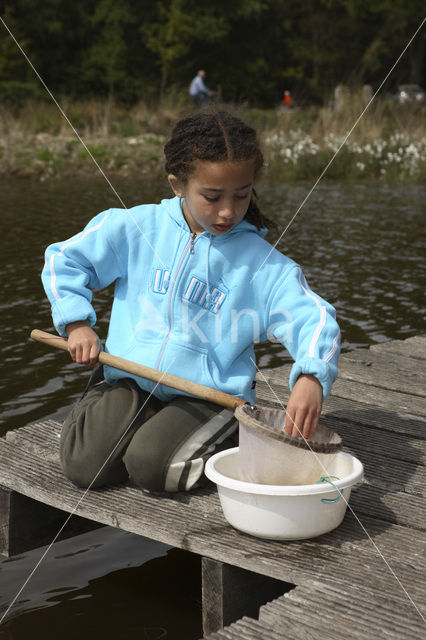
[1, 335, 425, 638]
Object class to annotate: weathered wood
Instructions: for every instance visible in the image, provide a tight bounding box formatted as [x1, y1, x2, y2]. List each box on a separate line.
[0, 484, 102, 556]
[256, 378, 426, 439]
[259, 582, 425, 640]
[338, 349, 426, 397]
[329, 380, 426, 414]
[257, 347, 426, 415]
[201, 558, 290, 635]
[370, 335, 426, 360]
[341, 346, 426, 371]
[8, 419, 426, 504]
[283, 374, 426, 416]
[321, 396, 426, 439]
[6, 420, 61, 461]
[346, 448, 425, 497]
[1, 336, 426, 640]
[350, 484, 426, 530]
[0, 439, 425, 612]
[318, 416, 426, 465]
[202, 615, 298, 640]
[203, 613, 353, 640]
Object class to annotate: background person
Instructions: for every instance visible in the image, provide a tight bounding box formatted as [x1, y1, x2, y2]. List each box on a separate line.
[189, 69, 215, 105]
[282, 90, 294, 109]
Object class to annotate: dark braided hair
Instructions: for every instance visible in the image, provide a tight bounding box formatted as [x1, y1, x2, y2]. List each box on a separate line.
[164, 111, 277, 231]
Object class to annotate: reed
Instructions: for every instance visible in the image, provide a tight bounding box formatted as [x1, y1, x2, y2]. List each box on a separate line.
[0, 90, 425, 181]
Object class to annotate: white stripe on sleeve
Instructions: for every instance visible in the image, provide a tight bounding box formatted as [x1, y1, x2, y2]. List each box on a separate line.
[298, 269, 326, 358]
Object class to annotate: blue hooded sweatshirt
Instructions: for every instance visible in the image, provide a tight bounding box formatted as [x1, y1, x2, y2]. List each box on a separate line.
[42, 196, 340, 404]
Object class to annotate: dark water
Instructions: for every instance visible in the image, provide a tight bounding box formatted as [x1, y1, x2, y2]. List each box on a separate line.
[1, 176, 425, 638]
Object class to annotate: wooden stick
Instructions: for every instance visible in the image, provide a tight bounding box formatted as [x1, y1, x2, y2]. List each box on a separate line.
[30, 329, 246, 411]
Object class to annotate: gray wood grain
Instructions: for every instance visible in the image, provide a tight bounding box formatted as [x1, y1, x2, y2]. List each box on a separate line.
[2, 336, 426, 640]
[0, 439, 424, 608]
[349, 484, 426, 530]
[256, 366, 426, 416]
[201, 616, 293, 640]
[338, 350, 426, 397]
[370, 336, 426, 360]
[259, 582, 425, 640]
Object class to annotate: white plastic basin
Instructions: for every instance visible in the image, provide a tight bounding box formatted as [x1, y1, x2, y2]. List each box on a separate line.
[205, 447, 364, 540]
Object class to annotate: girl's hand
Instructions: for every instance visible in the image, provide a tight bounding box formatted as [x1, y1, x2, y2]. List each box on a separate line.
[284, 374, 323, 440]
[66, 321, 100, 365]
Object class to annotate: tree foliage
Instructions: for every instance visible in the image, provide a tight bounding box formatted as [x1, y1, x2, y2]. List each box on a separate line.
[0, 0, 424, 106]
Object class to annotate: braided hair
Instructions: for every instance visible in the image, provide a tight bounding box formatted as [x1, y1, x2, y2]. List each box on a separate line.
[164, 111, 276, 231]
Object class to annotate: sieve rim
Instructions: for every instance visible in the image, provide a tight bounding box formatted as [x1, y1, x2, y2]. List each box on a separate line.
[234, 404, 342, 453]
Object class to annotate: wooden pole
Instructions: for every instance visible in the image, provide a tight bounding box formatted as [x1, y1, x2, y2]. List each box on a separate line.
[30, 329, 246, 411]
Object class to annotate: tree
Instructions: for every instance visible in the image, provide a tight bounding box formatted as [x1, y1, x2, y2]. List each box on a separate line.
[142, 0, 269, 99]
[142, 0, 231, 99]
[83, 0, 136, 99]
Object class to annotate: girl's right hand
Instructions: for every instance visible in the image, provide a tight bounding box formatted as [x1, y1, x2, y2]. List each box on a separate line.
[66, 321, 100, 365]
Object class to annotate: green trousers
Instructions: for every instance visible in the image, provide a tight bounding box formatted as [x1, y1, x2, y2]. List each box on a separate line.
[60, 372, 238, 493]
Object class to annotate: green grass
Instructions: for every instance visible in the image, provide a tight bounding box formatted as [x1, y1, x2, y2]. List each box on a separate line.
[0, 91, 425, 181]
[36, 148, 54, 162]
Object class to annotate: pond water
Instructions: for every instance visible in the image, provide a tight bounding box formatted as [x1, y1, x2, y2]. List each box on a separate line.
[0, 175, 425, 638]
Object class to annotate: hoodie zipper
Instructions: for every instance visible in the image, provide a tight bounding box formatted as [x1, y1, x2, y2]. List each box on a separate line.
[154, 233, 195, 369]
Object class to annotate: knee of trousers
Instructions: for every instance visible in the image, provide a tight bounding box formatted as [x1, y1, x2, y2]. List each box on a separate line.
[123, 443, 209, 493]
[123, 447, 168, 493]
[60, 449, 108, 489]
[60, 428, 127, 489]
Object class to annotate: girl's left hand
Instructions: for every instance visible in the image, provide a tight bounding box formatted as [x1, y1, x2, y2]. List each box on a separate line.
[284, 374, 323, 440]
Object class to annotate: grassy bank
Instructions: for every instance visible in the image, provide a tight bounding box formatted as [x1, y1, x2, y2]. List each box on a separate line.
[1, 94, 425, 182]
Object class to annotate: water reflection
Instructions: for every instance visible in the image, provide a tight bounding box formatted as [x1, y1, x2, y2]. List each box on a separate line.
[0, 528, 202, 639]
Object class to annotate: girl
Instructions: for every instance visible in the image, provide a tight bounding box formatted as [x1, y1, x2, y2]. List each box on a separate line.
[42, 111, 340, 493]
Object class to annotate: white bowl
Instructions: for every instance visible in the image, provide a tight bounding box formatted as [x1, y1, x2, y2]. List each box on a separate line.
[205, 447, 364, 540]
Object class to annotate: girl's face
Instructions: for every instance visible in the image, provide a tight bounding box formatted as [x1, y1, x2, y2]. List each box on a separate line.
[168, 160, 255, 235]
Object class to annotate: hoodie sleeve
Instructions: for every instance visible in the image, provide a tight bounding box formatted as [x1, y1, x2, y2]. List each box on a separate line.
[266, 264, 340, 399]
[41, 209, 122, 336]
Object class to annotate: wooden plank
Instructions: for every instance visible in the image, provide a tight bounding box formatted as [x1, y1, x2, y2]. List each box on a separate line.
[203, 616, 300, 640]
[2, 431, 425, 557]
[340, 347, 426, 375]
[0, 440, 424, 608]
[370, 336, 426, 360]
[256, 369, 426, 417]
[349, 484, 426, 531]
[6, 420, 61, 461]
[2, 429, 425, 536]
[202, 614, 350, 640]
[322, 397, 426, 439]
[320, 415, 426, 465]
[338, 350, 426, 397]
[2, 430, 425, 564]
[259, 582, 426, 640]
[13, 417, 424, 490]
[345, 448, 425, 497]
[321, 376, 426, 416]
[6, 419, 426, 502]
[342, 346, 426, 371]
[201, 558, 290, 635]
[323, 511, 426, 563]
[0, 484, 102, 556]
[256, 378, 426, 439]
